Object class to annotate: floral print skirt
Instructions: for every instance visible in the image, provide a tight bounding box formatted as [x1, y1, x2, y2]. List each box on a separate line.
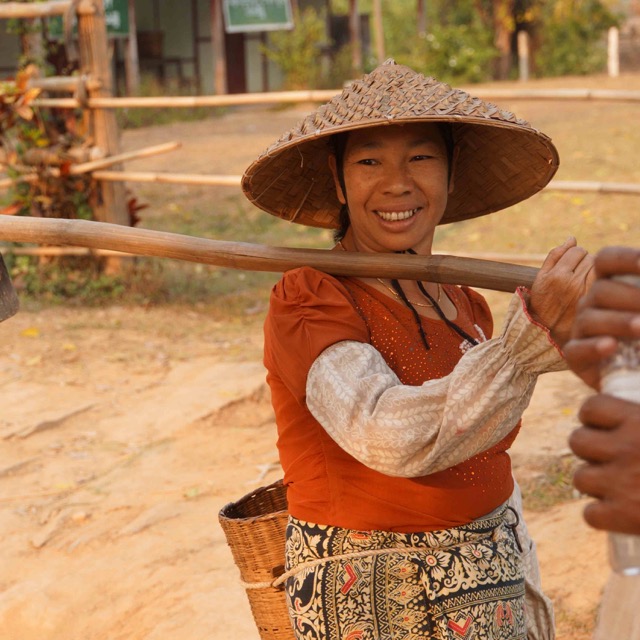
[283, 507, 526, 640]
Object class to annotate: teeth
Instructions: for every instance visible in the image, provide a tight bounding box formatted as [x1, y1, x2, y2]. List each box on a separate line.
[376, 209, 416, 222]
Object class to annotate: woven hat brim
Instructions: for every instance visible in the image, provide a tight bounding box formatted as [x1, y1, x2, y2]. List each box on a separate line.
[242, 116, 559, 229]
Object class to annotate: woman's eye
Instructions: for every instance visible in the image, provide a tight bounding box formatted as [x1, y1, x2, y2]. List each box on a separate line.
[355, 158, 377, 166]
[411, 154, 434, 162]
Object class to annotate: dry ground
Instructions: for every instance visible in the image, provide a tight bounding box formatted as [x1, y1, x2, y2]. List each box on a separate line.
[2, 72, 639, 639]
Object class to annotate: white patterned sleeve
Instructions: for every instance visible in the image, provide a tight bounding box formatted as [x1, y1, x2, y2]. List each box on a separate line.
[305, 290, 566, 477]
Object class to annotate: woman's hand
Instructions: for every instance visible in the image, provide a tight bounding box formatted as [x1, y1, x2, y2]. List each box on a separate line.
[564, 246, 640, 389]
[528, 237, 595, 348]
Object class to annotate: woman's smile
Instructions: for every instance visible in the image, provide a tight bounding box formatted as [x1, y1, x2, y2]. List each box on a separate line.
[374, 207, 419, 222]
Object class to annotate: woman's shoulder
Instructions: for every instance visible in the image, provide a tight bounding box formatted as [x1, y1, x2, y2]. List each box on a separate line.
[272, 266, 353, 305]
[265, 267, 369, 373]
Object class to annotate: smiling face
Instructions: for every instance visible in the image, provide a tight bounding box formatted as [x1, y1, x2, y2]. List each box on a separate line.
[329, 122, 453, 254]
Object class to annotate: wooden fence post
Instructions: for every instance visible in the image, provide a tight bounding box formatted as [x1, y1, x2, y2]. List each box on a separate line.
[76, 0, 129, 229]
[125, 0, 140, 95]
[517, 31, 529, 82]
[608, 26, 620, 78]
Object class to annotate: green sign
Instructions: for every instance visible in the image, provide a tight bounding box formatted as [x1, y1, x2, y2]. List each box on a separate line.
[223, 0, 293, 33]
[48, 0, 129, 39]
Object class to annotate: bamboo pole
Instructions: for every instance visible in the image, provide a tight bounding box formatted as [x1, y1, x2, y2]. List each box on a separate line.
[546, 180, 640, 195]
[0, 243, 546, 266]
[0, 246, 132, 257]
[0, 1, 71, 19]
[31, 88, 640, 110]
[93, 170, 240, 186]
[0, 217, 539, 292]
[4, 170, 639, 197]
[0, 175, 38, 189]
[28, 76, 83, 93]
[65, 141, 180, 175]
[5, 142, 180, 180]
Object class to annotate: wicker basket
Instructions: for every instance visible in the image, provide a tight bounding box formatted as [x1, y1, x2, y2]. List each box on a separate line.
[218, 479, 294, 640]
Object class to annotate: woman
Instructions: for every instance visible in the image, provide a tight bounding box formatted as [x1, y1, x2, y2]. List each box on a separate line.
[242, 60, 593, 640]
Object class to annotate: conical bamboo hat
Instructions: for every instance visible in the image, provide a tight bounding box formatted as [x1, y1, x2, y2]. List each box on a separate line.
[242, 59, 559, 228]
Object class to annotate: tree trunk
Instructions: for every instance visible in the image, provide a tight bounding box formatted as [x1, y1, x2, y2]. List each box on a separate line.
[417, 0, 426, 38]
[349, 0, 362, 75]
[493, 0, 515, 80]
[210, 0, 227, 94]
[125, 0, 140, 95]
[372, 0, 385, 63]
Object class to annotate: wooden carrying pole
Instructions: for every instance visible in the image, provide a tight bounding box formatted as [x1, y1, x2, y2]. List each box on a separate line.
[0, 217, 539, 293]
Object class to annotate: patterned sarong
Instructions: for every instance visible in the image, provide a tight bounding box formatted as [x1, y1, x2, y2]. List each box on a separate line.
[284, 507, 526, 639]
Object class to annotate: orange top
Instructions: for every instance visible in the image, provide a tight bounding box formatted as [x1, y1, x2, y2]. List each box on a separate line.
[263, 267, 519, 532]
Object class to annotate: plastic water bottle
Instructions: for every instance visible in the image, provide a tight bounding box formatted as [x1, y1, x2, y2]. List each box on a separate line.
[600, 274, 640, 576]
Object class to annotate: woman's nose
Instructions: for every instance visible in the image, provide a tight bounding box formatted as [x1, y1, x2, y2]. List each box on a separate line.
[380, 164, 413, 194]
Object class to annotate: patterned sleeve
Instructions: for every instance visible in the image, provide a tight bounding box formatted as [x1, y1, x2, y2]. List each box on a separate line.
[306, 288, 567, 477]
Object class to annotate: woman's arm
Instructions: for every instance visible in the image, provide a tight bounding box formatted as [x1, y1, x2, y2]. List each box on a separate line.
[306, 289, 565, 477]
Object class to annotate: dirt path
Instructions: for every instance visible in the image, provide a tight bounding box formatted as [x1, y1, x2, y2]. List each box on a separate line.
[0, 98, 619, 639]
[0, 306, 608, 639]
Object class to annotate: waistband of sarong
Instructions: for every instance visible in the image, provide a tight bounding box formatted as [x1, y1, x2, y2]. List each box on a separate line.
[288, 503, 513, 556]
[238, 504, 517, 591]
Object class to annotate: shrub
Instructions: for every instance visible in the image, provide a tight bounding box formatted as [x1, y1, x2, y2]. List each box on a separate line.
[261, 7, 327, 90]
[399, 23, 497, 84]
[535, 0, 619, 76]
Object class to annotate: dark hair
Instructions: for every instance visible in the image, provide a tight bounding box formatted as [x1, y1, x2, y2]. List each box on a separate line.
[329, 133, 350, 242]
[330, 123, 455, 243]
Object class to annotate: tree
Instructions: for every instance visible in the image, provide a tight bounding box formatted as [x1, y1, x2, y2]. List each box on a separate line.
[472, 0, 516, 79]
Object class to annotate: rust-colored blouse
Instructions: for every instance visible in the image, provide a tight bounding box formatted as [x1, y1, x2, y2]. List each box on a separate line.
[263, 267, 519, 532]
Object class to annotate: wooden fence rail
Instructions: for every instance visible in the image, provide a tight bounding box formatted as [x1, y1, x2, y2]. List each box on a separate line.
[29, 88, 640, 111]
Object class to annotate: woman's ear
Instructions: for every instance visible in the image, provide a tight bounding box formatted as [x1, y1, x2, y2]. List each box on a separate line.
[328, 154, 347, 205]
[448, 146, 460, 195]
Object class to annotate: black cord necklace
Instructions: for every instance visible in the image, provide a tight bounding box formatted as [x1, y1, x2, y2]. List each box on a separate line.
[395, 249, 480, 350]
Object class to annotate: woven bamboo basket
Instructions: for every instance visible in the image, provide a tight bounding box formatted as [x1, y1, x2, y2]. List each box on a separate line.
[218, 479, 294, 640]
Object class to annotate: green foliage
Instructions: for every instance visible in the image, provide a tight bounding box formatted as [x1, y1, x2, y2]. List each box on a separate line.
[330, 0, 620, 81]
[399, 23, 497, 84]
[535, 0, 619, 76]
[0, 67, 96, 219]
[5, 255, 126, 305]
[379, 0, 496, 83]
[261, 7, 327, 89]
